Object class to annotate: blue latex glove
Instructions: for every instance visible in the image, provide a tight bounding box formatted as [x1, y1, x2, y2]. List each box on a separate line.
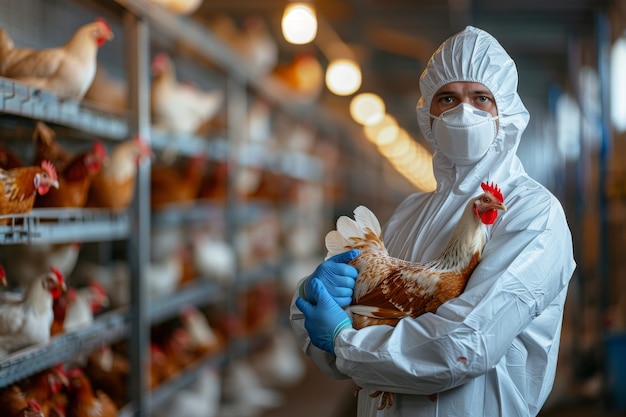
[296, 278, 353, 354]
[301, 250, 360, 307]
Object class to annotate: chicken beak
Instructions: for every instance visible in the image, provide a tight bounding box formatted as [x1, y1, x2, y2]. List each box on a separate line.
[497, 203, 507, 211]
[50, 180, 60, 189]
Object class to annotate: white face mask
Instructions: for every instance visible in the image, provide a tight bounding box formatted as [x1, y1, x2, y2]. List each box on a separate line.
[431, 103, 499, 166]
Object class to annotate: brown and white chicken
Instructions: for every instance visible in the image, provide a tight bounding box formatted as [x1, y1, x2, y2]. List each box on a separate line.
[85, 135, 151, 212]
[0, 267, 66, 356]
[0, 386, 45, 417]
[65, 368, 117, 417]
[325, 182, 507, 409]
[60, 281, 109, 333]
[0, 161, 59, 224]
[0, 18, 114, 100]
[150, 53, 224, 137]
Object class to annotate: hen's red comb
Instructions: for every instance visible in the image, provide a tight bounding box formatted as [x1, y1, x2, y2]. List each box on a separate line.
[95, 17, 112, 33]
[27, 400, 41, 412]
[50, 266, 64, 285]
[93, 141, 107, 159]
[41, 160, 57, 181]
[481, 181, 504, 203]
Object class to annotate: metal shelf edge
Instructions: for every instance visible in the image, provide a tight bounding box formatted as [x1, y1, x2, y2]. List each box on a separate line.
[0, 308, 130, 388]
[148, 280, 224, 324]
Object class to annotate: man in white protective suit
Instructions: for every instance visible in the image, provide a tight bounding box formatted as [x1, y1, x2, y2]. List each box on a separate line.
[290, 26, 576, 417]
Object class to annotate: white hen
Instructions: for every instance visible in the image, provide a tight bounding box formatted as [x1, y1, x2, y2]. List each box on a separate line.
[150, 53, 224, 136]
[152, 367, 221, 417]
[0, 18, 114, 100]
[0, 267, 66, 356]
[63, 281, 109, 333]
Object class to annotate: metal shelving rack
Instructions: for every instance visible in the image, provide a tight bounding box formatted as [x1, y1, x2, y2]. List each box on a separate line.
[0, 0, 332, 416]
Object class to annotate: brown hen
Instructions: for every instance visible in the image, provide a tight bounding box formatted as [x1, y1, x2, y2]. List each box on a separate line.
[66, 368, 117, 417]
[150, 154, 206, 211]
[0, 161, 59, 224]
[85, 136, 151, 212]
[35, 142, 107, 208]
[0, 386, 44, 417]
[325, 182, 507, 409]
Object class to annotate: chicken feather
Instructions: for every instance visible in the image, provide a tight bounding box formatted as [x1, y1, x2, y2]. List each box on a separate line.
[0, 19, 114, 100]
[324, 182, 507, 409]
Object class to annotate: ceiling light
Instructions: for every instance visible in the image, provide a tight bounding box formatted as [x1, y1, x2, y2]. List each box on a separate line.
[363, 114, 398, 145]
[325, 59, 362, 96]
[281, 2, 317, 45]
[350, 93, 386, 126]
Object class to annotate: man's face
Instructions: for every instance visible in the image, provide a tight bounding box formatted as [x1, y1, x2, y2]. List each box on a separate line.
[429, 82, 498, 127]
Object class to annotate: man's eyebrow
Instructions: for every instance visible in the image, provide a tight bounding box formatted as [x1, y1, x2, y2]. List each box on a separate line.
[473, 89, 494, 96]
[433, 90, 456, 97]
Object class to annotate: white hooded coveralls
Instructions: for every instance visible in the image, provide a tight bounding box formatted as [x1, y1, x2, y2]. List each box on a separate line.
[290, 26, 576, 417]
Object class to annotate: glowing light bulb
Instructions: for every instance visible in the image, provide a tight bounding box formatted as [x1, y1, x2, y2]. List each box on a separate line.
[350, 93, 386, 126]
[325, 59, 361, 96]
[282, 3, 317, 45]
[364, 114, 398, 145]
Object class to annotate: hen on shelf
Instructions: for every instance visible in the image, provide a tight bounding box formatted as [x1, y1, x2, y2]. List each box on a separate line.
[146, 249, 184, 299]
[150, 53, 224, 137]
[69, 261, 129, 309]
[32, 122, 73, 172]
[190, 230, 236, 285]
[0, 161, 59, 225]
[150, 154, 207, 211]
[82, 66, 127, 115]
[65, 368, 117, 417]
[324, 182, 507, 409]
[0, 386, 45, 417]
[207, 14, 278, 77]
[149, 343, 180, 388]
[152, 367, 221, 417]
[59, 281, 109, 333]
[19, 365, 69, 417]
[85, 136, 151, 212]
[0, 267, 66, 356]
[35, 141, 107, 208]
[0, 18, 114, 100]
[0, 242, 80, 289]
[84, 345, 129, 409]
[0, 142, 23, 170]
[180, 305, 222, 357]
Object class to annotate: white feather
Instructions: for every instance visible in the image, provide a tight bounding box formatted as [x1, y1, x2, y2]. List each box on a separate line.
[353, 205, 381, 236]
[336, 216, 362, 240]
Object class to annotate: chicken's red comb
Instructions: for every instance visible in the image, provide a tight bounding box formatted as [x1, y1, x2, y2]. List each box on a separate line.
[89, 279, 107, 298]
[95, 17, 112, 33]
[68, 368, 84, 378]
[50, 266, 64, 285]
[93, 141, 107, 159]
[481, 181, 504, 203]
[27, 400, 42, 412]
[133, 134, 152, 156]
[41, 160, 58, 181]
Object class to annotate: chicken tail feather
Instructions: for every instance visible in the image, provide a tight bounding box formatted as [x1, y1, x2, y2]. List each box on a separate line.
[325, 205, 387, 258]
